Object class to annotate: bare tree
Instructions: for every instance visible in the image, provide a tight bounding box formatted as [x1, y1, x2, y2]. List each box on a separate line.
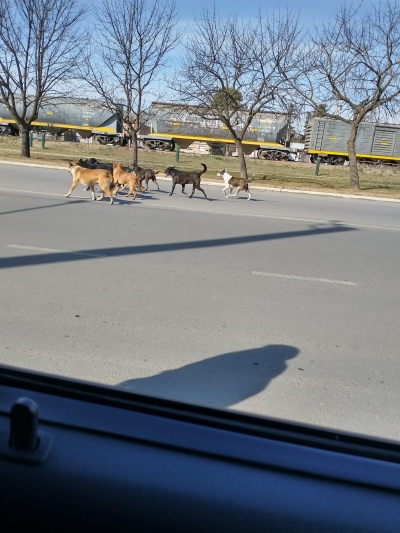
[84, 0, 179, 165]
[291, 1, 400, 188]
[0, 0, 87, 157]
[171, 7, 302, 180]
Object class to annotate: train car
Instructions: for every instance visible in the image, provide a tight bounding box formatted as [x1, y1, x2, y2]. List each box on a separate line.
[139, 102, 290, 160]
[304, 117, 400, 164]
[0, 98, 123, 144]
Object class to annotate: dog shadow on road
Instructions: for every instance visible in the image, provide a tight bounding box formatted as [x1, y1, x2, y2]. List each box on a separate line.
[118, 344, 299, 409]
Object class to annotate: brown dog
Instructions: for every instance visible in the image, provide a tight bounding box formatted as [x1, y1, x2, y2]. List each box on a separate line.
[65, 163, 114, 204]
[112, 162, 145, 200]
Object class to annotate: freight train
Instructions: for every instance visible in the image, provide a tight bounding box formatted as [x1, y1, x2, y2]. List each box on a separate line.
[0, 98, 123, 144]
[138, 102, 291, 160]
[304, 117, 400, 165]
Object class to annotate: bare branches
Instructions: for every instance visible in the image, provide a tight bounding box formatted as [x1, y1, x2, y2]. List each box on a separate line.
[172, 6, 302, 178]
[0, 0, 86, 155]
[0, 0, 86, 108]
[295, 0, 400, 123]
[84, 0, 179, 163]
[292, 1, 400, 188]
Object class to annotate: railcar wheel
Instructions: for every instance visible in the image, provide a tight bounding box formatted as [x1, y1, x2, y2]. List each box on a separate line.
[333, 157, 345, 165]
[93, 134, 109, 145]
[258, 149, 273, 160]
[144, 139, 175, 151]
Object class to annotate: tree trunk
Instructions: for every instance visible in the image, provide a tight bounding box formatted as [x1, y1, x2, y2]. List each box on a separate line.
[347, 123, 359, 189]
[20, 128, 31, 158]
[131, 131, 138, 166]
[234, 139, 248, 180]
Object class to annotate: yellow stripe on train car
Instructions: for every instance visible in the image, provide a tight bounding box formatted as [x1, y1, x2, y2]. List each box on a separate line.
[0, 117, 116, 133]
[145, 132, 285, 148]
[308, 149, 400, 161]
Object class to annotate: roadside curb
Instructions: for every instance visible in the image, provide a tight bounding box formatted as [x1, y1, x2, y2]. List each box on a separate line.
[1, 160, 400, 203]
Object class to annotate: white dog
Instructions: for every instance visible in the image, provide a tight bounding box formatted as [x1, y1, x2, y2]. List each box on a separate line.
[217, 169, 252, 200]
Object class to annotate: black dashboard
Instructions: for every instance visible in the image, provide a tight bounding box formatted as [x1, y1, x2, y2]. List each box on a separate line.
[1, 365, 399, 532]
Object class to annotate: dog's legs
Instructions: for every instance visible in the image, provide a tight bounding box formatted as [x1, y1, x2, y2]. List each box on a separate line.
[89, 186, 97, 200]
[100, 186, 114, 205]
[227, 186, 233, 198]
[154, 177, 160, 191]
[189, 184, 196, 198]
[222, 185, 229, 196]
[169, 181, 176, 196]
[197, 186, 207, 199]
[129, 185, 137, 201]
[64, 179, 79, 198]
[107, 187, 114, 204]
[181, 185, 187, 195]
[247, 189, 252, 200]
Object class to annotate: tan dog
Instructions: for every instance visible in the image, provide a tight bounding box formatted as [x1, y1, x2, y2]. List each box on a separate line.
[112, 162, 145, 200]
[65, 163, 114, 204]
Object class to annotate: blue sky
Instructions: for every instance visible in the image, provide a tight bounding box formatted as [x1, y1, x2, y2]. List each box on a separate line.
[175, 0, 353, 23]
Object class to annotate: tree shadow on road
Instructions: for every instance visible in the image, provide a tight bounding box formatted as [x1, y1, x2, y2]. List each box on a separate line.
[0, 222, 356, 270]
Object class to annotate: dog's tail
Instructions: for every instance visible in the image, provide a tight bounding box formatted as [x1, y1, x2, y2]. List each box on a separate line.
[248, 173, 255, 183]
[199, 163, 207, 176]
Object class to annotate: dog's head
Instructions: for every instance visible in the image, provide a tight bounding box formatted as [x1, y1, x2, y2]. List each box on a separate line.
[217, 169, 227, 178]
[68, 162, 80, 174]
[113, 162, 121, 169]
[164, 166, 176, 177]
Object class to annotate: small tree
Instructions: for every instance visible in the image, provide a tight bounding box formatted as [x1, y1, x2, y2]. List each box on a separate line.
[84, 0, 179, 165]
[173, 7, 302, 180]
[0, 0, 86, 157]
[291, 1, 400, 188]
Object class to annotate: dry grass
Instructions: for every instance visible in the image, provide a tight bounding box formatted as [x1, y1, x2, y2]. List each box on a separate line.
[1, 136, 400, 199]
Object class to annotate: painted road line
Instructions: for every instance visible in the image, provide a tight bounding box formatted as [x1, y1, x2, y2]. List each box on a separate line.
[1, 185, 400, 231]
[251, 271, 357, 286]
[7, 244, 106, 258]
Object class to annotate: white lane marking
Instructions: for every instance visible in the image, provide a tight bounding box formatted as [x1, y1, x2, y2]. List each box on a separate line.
[251, 271, 357, 286]
[1, 186, 400, 232]
[0, 188, 62, 197]
[7, 244, 106, 258]
[140, 203, 400, 232]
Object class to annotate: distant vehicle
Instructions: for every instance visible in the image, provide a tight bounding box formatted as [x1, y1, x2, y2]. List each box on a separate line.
[139, 102, 291, 160]
[0, 98, 123, 145]
[304, 117, 400, 165]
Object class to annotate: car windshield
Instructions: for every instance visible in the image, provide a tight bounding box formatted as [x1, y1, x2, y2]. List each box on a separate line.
[0, 0, 399, 444]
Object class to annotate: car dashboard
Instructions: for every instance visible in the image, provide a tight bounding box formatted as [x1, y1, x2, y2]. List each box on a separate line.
[0, 364, 399, 532]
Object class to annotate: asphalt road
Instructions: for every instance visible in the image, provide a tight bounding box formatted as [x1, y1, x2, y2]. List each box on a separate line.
[1, 163, 400, 441]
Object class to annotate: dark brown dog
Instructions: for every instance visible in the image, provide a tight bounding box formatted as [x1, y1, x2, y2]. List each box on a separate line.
[78, 158, 113, 173]
[132, 164, 160, 191]
[165, 163, 208, 198]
